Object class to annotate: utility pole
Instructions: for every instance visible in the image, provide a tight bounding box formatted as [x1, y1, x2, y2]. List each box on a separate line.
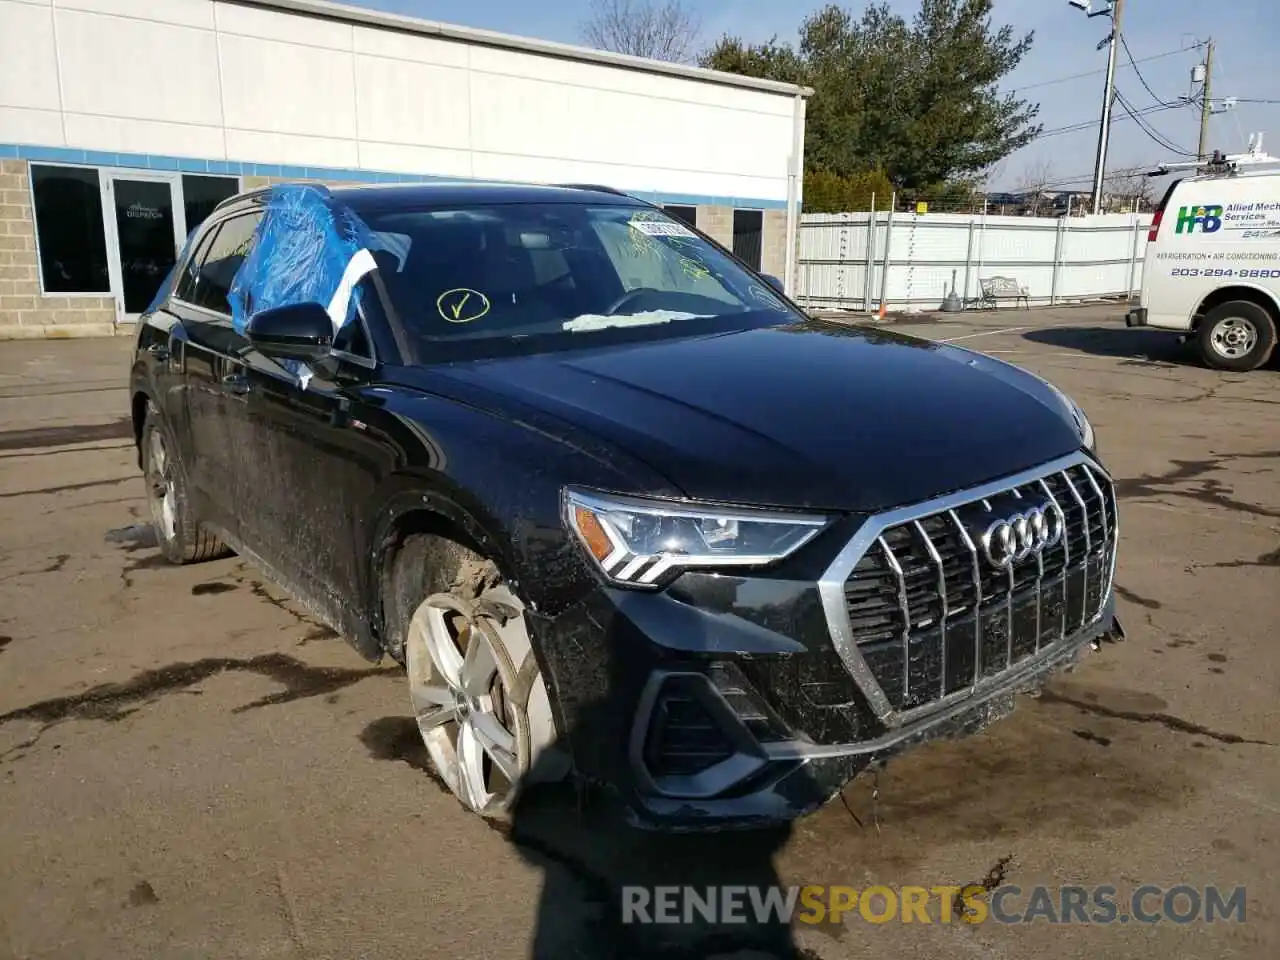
[1198, 38, 1215, 159]
[1088, 0, 1124, 215]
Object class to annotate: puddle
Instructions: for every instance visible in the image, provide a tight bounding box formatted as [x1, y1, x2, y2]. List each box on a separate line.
[105, 524, 158, 551]
[0, 654, 400, 765]
[1115, 584, 1161, 609]
[191, 582, 237, 596]
[126, 881, 159, 907]
[41, 554, 70, 573]
[0, 418, 132, 452]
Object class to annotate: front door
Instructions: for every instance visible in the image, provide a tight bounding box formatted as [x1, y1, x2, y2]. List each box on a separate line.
[106, 176, 185, 322]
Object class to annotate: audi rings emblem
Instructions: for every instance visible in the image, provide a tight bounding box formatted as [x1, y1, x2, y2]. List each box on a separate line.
[981, 503, 1065, 569]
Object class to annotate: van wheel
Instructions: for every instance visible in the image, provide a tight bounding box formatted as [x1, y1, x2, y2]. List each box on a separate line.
[1196, 301, 1277, 372]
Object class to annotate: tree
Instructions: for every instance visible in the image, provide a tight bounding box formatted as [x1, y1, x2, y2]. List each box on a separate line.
[580, 0, 701, 63]
[1016, 159, 1057, 215]
[701, 1, 1041, 191]
[1104, 169, 1157, 212]
[804, 169, 895, 213]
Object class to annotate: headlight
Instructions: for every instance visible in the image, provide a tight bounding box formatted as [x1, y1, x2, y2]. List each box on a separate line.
[564, 488, 828, 587]
[1047, 383, 1096, 452]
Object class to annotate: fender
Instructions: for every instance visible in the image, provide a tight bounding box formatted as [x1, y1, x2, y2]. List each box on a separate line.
[1191, 281, 1280, 325]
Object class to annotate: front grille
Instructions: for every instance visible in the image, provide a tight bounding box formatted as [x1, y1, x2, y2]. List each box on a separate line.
[842, 461, 1116, 713]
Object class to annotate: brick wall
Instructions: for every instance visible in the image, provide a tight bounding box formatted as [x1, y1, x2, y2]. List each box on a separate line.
[761, 209, 790, 281]
[697, 205, 794, 288]
[696, 205, 733, 249]
[0, 160, 117, 340]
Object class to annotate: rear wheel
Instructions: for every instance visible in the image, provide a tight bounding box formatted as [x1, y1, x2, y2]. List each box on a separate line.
[1196, 300, 1277, 372]
[388, 536, 566, 817]
[141, 406, 228, 564]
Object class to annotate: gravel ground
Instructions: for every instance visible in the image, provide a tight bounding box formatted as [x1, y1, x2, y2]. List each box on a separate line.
[1, 304, 1276, 959]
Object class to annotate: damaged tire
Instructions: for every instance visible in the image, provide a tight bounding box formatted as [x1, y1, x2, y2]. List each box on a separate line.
[386, 537, 568, 814]
[141, 406, 228, 564]
[387, 535, 566, 818]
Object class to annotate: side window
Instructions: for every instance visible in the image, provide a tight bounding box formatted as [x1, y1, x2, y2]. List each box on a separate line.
[189, 212, 262, 316]
[173, 226, 220, 304]
[333, 280, 375, 360]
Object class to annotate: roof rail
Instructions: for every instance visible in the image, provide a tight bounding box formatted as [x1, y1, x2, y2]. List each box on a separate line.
[554, 183, 633, 197]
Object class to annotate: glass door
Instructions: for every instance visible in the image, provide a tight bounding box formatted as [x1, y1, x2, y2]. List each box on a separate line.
[105, 174, 185, 322]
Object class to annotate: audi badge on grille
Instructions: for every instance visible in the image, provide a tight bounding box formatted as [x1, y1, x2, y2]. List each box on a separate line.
[980, 502, 1065, 569]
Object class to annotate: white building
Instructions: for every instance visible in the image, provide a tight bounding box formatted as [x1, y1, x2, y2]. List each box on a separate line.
[0, 0, 809, 338]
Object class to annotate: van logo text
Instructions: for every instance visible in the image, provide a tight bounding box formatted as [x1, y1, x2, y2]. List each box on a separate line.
[1175, 205, 1223, 234]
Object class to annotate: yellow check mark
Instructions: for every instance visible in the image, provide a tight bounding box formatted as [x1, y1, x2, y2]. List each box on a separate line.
[450, 292, 470, 320]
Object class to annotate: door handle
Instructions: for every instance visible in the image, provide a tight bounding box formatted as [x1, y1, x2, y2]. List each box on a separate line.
[221, 373, 251, 396]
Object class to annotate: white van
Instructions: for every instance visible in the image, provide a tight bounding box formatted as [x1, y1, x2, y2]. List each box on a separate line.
[1127, 163, 1280, 371]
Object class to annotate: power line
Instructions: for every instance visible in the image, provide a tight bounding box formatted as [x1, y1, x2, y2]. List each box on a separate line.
[1006, 42, 1204, 95]
[1037, 101, 1185, 140]
[1115, 90, 1196, 156]
[1037, 164, 1157, 189]
[1119, 33, 1179, 108]
[1116, 91, 1191, 155]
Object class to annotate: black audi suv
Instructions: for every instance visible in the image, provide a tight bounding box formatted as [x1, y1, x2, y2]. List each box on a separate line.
[128, 181, 1121, 830]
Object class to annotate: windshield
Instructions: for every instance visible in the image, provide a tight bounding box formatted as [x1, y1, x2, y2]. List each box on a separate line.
[355, 203, 796, 355]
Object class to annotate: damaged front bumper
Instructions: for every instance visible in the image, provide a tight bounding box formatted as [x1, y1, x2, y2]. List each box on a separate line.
[532, 581, 1122, 832]
[531, 451, 1122, 831]
[630, 609, 1121, 831]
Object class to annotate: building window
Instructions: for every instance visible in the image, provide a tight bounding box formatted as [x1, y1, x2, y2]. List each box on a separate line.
[182, 175, 240, 234]
[31, 165, 110, 294]
[662, 205, 697, 228]
[732, 209, 763, 272]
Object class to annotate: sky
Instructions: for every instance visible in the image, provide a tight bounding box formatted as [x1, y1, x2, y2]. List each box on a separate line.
[348, 0, 1280, 191]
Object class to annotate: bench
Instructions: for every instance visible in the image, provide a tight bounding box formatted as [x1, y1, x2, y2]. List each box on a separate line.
[977, 276, 1030, 310]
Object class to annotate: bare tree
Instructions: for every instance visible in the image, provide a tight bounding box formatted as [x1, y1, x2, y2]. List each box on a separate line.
[580, 0, 701, 63]
[1104, 169, 1157, 213]
[1015, 160, 1056, 216]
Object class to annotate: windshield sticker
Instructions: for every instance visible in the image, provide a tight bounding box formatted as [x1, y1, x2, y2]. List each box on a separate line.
[679, 256, 711, 281]
[629, 219, 696, 238]
[437, 288, 491, 324]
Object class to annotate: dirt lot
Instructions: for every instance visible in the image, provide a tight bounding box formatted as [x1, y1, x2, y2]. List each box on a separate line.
[1, 304, 1276, 960]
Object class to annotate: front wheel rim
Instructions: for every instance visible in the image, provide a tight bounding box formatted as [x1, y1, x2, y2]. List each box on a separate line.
[405, 590, 528, 814]
[1210, 317, 1259, 359]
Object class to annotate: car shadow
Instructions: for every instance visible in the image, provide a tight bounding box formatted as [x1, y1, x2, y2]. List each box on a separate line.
[506, 618, 824, 959]
[1020, 322, 1202, 368]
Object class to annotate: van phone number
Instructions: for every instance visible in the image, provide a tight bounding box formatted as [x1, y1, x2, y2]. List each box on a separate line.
[1170, 267, 1280, 279]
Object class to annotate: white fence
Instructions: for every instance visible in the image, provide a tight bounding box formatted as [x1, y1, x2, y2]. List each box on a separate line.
[795, 209, 1155, 312]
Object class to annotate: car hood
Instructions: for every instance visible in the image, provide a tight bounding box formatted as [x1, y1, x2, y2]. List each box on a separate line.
[421, 319, 1086, 513]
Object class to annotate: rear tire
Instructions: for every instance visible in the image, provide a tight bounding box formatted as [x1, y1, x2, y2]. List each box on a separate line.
[1196, 300, 1277, 372]
[141, 404, 229, 564]
[386, 535, 567, 819]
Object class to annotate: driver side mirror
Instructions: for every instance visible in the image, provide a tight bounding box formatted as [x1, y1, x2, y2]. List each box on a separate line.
[761, 274, 785, 294]
[245, 302, 334, 363]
